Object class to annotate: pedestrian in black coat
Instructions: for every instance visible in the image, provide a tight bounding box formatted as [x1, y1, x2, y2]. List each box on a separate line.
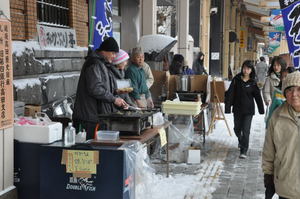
[225, 60, 264, 158]
[192, 51, 208, 75]
[73, 37, 128, 139]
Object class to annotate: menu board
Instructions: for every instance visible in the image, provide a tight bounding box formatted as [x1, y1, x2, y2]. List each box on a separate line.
[0, 19, 13, 129]
[61, 150, 99, 178]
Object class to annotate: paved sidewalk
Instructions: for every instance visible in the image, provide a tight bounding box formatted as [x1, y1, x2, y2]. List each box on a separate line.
[209, 114, 278, 199]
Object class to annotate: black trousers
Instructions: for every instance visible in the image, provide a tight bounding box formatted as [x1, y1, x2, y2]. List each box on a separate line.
[279, 197, 288, 199]
[233, 113, 253, 154]
[73, 119, 98, 140]
[265, 185, 275, 199]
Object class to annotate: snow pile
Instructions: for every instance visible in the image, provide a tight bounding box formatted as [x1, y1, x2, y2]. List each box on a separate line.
[132, 113, 235, 199]
[63, 73, 80, 78]
[13, 78, 41, 90]
[12, 41, 41, 56]
[42, 75, 63, 83]
[138, 34, 176, 53]
[12, 41, 88, 57]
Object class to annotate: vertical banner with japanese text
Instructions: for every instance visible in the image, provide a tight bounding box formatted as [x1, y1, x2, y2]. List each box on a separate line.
[279, 0, 300, 68]
[0, 19, 13, 129]
[92, 0, 113, 50]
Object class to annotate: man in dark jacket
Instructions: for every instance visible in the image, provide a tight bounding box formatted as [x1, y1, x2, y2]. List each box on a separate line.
[73, 37, 128, 139]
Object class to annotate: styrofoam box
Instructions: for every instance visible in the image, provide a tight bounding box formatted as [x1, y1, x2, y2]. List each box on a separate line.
[162, 100, 201, 115]
[14, 122, 62, 144]
[186, 149, 201, 164]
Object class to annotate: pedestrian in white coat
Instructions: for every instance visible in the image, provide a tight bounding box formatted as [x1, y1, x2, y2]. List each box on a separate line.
[263, 56, 287, 106]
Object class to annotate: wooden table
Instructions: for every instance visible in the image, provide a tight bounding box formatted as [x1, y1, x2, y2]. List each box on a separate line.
[91, 121, 172, 177]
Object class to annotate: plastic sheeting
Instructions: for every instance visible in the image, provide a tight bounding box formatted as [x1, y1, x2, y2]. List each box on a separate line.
[119, 141, 155, 199]
[167, 115, 194, 163]
[119, 136, 212, 199]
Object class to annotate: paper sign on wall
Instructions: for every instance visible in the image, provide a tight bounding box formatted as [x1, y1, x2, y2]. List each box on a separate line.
[61, 150, 99, 178]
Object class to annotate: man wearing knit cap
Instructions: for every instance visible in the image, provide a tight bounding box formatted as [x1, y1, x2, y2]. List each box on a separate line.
[73, 37, 128, 139]
[125, 47, 154, 108]
[262, 71, 300, 199]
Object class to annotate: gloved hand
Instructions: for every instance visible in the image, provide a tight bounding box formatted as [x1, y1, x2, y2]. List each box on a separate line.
[264, 174, 274, 188]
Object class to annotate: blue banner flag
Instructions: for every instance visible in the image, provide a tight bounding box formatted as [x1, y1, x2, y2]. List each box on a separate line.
[91, 0, 113, 50]
[280, 0, 300, 68]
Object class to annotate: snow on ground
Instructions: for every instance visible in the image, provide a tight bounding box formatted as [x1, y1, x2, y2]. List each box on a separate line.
[136, 105, 280, 199]
[136, 111, 237, 199]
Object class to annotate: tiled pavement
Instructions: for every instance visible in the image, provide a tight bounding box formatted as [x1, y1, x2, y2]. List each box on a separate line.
[209, 114, 278, 199]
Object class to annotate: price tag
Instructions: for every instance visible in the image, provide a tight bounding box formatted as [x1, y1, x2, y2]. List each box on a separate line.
[159, 128, 167, 147]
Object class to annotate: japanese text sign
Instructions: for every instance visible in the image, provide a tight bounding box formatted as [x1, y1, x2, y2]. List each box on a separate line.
[61, 150, 99, 178]
[0, 19, 13, 129]
[37, 24, 77, 49]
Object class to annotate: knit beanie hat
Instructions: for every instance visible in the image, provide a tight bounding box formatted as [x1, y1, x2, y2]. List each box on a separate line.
[112, 49, 129, 65]
[131, 47, 144, 57]
[97, 37, 119, 52]
[282, 71, 300, 94]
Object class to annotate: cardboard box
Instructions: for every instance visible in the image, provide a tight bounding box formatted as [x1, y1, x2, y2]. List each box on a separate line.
[190, 75, 208, 92]
[150, 70, 170, 104]
[14, 122, 62, 144]
[24, 105, 41, 117]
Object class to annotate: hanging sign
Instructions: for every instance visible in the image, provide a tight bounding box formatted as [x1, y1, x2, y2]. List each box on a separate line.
[279, 0, 300, 68]
[239, 30, 245, 48]
[270, 9, 284, 31]
[91, 0, 113, 50]
[61, 150, 99, 178]
[159, 128, 167, 147]
[0, 19, 13, 129]
[268, 32, 282, 53]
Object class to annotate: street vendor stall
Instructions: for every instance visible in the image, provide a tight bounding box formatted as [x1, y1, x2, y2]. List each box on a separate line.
[13, 113, 171, 199]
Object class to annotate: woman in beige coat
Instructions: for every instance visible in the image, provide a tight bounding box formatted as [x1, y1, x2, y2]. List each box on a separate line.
[262, 71, 300, 199]
[263, 56, 287, 106]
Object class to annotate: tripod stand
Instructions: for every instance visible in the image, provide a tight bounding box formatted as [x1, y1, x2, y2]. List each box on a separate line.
[207, 79, 232, 136]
